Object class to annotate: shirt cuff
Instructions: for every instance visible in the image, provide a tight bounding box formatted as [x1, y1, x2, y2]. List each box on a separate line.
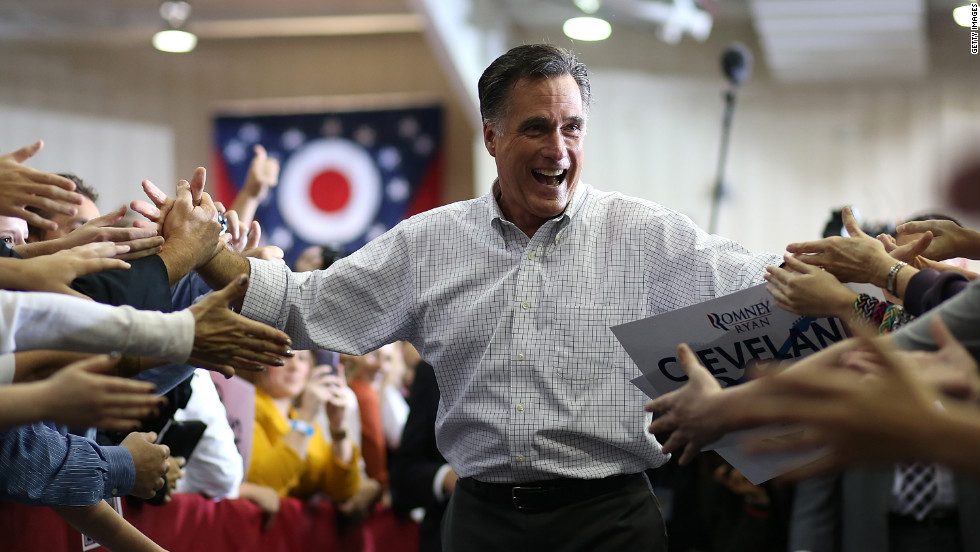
[102, 445, 136, 498]
[126, 309, 195, 363]
[0, 353, 14, 385]
[241, 258, 289, 328]
[432, 463, 453, 503]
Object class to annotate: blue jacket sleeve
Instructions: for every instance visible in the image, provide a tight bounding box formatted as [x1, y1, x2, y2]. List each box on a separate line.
[0, 423, 135, 506]
[171, 272, 215, 310]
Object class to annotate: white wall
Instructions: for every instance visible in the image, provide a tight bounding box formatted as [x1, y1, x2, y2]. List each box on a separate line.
[580, 69, 980, 254]
[0, 104, 174, 215]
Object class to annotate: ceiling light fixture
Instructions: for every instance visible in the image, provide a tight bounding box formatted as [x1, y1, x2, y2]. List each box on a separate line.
[573, 0, 602, 14]
[952, 4, 975, 27]
[153, 1, 197, 53]
[564, 0, 611, 42]
[563, 16, 612, 41]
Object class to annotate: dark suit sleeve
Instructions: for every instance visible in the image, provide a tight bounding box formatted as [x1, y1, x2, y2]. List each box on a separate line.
[2, 244, 170, 312]
[70, 255, 172, 312]
[390, 361, 446, 512]
[788, 474, 842, 552]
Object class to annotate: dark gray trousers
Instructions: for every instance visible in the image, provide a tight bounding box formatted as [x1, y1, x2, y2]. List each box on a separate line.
[442, 474, 668, 552]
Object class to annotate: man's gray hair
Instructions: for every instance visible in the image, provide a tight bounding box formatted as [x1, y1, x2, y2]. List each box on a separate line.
[478, 44, 591, 133]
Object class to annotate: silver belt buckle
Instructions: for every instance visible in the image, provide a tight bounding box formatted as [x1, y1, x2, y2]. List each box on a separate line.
[511, 486, 544, 510]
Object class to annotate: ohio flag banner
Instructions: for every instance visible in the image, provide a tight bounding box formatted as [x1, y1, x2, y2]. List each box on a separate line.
[211, 104, 443, 267]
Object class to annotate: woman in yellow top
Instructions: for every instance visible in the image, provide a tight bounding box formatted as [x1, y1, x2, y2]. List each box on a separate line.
[246, 349, 360, 501]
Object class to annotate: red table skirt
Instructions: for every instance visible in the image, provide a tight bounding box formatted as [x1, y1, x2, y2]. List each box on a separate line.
[0, 494, 419, 552]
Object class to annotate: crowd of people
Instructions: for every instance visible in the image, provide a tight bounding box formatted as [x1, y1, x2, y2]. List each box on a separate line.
[0, 43, 977, 552]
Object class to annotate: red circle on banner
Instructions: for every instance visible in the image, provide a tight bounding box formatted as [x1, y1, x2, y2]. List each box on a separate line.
[309, 170, 351, 213]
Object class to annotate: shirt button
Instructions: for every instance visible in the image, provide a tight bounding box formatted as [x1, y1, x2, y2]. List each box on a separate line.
[555, 235, 562, 243]
[517, 404, 525, 412]
[517, 353, 525, 360]
[527, 252, 535, 260]
[111, 488, 118, 495]
[517, 454, 525, 463]
[521, 302, 530, 310]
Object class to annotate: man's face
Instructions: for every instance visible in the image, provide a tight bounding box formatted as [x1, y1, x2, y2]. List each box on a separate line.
[0, 216, 27, 246]
[44, 197, 100, 240]
[484, 74, 585, 237]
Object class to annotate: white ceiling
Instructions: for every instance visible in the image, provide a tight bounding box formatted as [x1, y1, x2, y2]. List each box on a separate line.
[0, 0, 970, 83]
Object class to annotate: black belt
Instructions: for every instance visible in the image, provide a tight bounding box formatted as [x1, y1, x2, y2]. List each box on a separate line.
[888, 509, 959, 526]
[458, 473, 644, 512]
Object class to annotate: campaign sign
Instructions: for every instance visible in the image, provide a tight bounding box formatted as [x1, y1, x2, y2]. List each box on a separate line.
[613, 283, 847, 397]
[611, 283, 851, 483]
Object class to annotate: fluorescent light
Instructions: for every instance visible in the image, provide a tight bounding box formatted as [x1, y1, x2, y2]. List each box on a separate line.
[953, 5, 975, 27]
[573, 0, 602, 14]
[563, 16, 611, 41]
[153, 29, 197, 52]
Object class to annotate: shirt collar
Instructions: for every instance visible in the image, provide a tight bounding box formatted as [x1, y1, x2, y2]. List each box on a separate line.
[487, 179, 591, 230]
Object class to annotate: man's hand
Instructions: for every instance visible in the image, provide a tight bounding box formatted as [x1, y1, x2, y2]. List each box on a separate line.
[0, 140, 84, 232]
[896, 219, 980, 262]
[785, 206, 896, 286]
[140, 169, 224, 284]
[645, 343, 725, 466]
[186, 274, 293, 378]
[120, 431, 170, 500]
[0, 242, 132, 298]
[34, 354, 162, 431]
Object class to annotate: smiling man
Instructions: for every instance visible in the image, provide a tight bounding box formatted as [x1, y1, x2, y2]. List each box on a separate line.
[191, 44, 780, 551]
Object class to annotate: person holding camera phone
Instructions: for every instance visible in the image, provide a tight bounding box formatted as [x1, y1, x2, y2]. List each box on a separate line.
[244, 349, 359, 509]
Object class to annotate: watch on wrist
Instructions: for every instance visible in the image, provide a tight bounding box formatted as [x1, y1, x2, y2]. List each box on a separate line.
[289, 418, 315, 437]
[885, 261, 907, 296]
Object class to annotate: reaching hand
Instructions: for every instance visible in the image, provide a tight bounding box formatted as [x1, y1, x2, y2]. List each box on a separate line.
[764, 254, 857, 319]
[46, 205, 164, 261]
[0, 141, 84, 232]
[1, 242, 132, 298]
[903, 317, 980, 402]
[37, 354, 162, 431]
[896, 219, 980, 262]
[186, 274, 293, 378]
[740, 336, 946, 479]
[241, 220, 285, 263]
[644, 343, 725, 466]
[130, 179, 172, 235]
[121, 431, 171, 500]
[243, 145, 280, 203]
[785, 206, 896, 286]
[163, 172, 223, 268]
[877, 232, 934, 270]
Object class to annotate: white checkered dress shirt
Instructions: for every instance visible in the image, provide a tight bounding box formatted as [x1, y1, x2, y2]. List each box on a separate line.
[242, 182, 780, 483]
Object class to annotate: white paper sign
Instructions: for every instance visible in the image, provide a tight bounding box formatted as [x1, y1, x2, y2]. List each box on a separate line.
[210, 373, 256, 476]
[611, 283, 853, 484]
